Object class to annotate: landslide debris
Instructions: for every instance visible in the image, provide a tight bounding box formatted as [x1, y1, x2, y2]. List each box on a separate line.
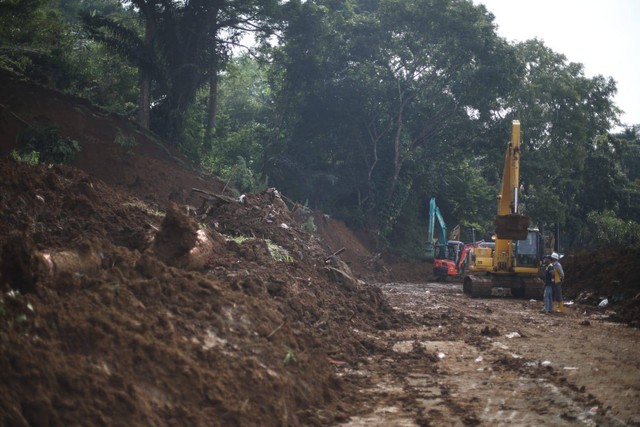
[0, 159, 398, 426]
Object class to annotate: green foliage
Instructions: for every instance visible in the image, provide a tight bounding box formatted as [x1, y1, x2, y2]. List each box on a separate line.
[9, 149, 40, 165]
[214, 156, 265, 196]
[0, 0, 72, 83]
[503, 40, 620, 246]
[0, 0, 139, 113]
[114, 129, 137, 153]
[266, 240, 293, 263]
[302, 216, 317, 233]
[0, 291, 35, 330]
[387, 192, 428, 258]
[16, 126, 81, 164]
[81, 0, 281, 144]
[283, 348, 296, 366]
[225, 235, 292, 262]
[198, 55, 274, 187]
[581, 210, 640, 249]
[267, 0, 519, 248]
[68, 43, 139, 115]
[15, 314, 28, 325]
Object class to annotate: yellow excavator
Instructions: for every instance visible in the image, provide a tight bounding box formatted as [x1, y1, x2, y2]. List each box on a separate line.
[463, 121, 544, 298]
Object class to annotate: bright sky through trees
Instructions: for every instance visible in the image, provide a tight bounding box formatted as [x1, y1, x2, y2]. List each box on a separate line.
[477, 0, 640, 127]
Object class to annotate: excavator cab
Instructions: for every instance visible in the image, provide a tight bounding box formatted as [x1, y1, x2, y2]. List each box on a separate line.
[514, 229, 540, 268]
[433, 240, 465, 281]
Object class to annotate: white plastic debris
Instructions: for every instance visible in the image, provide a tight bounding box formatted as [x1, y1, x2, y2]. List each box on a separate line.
[564, 301, 574, 306]
[437, 352, 446, 359]
[280, 223, 289, 229]
[563, 366, 578, 370]
[475, 356, 483, 363]
[238, 194, 246, 203]
[506, 332, 521, 339]
[36, 195, 45, 203]
[492, 342, 509, 350]
[598, 299, 609, 308]
[541, 360, 552, 367]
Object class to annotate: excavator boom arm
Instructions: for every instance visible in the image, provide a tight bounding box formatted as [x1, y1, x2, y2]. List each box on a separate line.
[494, 121, 529, 241]
[426, 197, 447, 259]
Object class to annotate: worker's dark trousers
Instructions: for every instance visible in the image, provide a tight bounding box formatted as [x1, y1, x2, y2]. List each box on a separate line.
[544, 285, 553, 313]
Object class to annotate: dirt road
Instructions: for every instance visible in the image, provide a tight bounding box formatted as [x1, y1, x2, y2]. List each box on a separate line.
[336, 282, 640, 426]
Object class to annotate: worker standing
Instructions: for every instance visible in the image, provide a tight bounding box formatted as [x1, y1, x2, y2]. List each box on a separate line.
[543, 256, 554, 314]
[551, 252, 565, 312]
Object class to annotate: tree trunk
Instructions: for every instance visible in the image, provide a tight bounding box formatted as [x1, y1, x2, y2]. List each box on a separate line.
[204, 4, 221, 148]
[389, 94, 411, 198]
[137, 0, 157, 129]
[138, 76, 151, 129]
[204, 67, 219, 146]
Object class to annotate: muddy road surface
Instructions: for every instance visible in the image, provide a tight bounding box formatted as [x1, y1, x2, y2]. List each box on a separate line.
[336, 282, 640, 426]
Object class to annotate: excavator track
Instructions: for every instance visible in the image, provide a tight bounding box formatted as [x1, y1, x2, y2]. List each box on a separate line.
[463, 275, 492, 298]
[464, 274, 543, 299]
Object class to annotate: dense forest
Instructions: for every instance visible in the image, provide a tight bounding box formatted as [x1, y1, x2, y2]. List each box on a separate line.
[2, 0, 639, 257]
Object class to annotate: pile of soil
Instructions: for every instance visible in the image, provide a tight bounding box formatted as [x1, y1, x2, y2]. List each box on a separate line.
[0, 72, 638, 425]
[563, 249, 640, 325]
[0, 160, 402, 426]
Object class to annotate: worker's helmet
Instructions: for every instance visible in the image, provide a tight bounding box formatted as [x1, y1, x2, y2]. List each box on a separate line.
[551, 252, 559, 260]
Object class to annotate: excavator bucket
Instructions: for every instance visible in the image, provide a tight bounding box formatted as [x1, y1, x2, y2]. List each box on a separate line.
[494, 214, 530, 240]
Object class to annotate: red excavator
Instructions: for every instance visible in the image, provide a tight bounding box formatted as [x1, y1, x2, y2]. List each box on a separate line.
[433, 240, 494, 281]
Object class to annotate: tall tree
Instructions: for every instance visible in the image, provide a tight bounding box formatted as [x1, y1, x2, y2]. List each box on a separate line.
[83, 0, 278, 144]
[269, 0, 517, 243]
[501, 40, 620, 247]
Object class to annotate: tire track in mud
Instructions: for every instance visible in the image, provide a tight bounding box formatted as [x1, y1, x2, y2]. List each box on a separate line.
[336, 282, 633, 426]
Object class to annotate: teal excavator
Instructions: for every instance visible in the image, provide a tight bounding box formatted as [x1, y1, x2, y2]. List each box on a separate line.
[425, 197, 447, 261]
[426, 197, 466, 281]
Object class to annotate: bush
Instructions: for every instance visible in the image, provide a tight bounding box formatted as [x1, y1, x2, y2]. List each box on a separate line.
[115, 129, 137, 154]
[584, 210, 640, 248]
[218, 156, 266, 195]
[9, 149, 40, 165]
[16, 125, 80, 164]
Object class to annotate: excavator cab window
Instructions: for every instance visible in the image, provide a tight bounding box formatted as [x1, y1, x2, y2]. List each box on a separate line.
[515, 230, 540, 267]
[446, 241, 464, 263]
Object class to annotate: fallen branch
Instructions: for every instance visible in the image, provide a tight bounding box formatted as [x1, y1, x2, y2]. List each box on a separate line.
[266, 321, 286, 339]
[324, 247, 346, 263]
[191, 188, 236, 204]
[0, 104, 32, 127]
